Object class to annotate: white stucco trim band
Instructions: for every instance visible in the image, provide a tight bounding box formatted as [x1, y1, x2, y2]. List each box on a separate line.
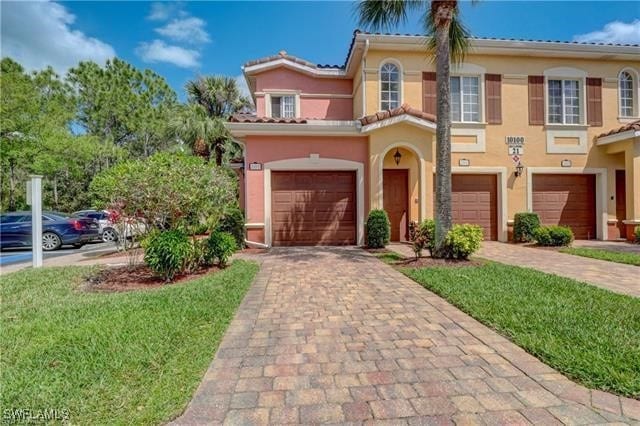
[263, 157, 365, 247]
[526, 167, 608, 240]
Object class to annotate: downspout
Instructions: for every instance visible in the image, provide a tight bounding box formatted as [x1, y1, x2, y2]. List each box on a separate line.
[245, 239, 269, 249]
[361, 39, 369, 117]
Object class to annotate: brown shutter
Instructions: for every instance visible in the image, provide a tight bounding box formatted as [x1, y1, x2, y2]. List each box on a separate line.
[485, 74, 502, 124]
[528, 75, 544, 125]
[586, 77, 602, 126]
[422, 72, 436, 115]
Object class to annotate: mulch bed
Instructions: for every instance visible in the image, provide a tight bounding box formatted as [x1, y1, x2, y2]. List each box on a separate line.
[391, 257, 484, 269]
[84, 264, 220, 292]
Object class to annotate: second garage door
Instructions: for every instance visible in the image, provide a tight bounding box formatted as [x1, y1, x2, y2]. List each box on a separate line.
[532, 174, 596, 239]
[271, 171, 356, 246]
[451, 174, 498, 240]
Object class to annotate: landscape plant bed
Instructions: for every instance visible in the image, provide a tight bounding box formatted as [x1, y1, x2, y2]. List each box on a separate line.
[559, 246, 640, 266]
[400, 261, 640, 398]
[86, 263, 221, 292]
[1, 261, 259, 425]
[372, 251, 483, 268]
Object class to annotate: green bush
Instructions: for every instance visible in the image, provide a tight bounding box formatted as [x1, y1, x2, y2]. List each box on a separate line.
[217, 206, 245, 249]
[443, 224, 484, 259]
[420, 219, 436, 254]
[366, 210, 390, 248]
[143, 230, 191, 282]
[534, 225, 574, 247]
[513, 212, 541, 242]
[207, 231, 237, 268]
[634, 226, 640, 243]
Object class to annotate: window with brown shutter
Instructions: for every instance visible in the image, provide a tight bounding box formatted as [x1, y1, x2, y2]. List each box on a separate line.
[422, 72, 436, 115]
[586, 77, 602, 126]
[528, 76, 544, 125]
[485, 74, 502, 124]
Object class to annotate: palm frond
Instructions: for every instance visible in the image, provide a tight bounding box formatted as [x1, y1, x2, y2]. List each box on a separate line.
[356, 0, 425, 32]
[423, 3, 471, 64]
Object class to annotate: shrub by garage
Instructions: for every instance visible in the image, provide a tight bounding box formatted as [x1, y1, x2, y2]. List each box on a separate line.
[513, 212, 540, 242]
[534, 225, 574, 247]
[366, 209, 390, 248]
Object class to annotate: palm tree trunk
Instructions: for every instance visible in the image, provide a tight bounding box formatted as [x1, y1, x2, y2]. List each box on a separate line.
[433, 2, 454, 257]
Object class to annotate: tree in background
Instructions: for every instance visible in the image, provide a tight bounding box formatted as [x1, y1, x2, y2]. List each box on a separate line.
[357, 0, 471, 257]
[184, 76, 251, 165]
[68, 58, 178, 159]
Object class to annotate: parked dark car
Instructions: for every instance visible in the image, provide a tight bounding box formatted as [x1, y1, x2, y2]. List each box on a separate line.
[0, 211, 100, 251]
[72, 209, 118, 242]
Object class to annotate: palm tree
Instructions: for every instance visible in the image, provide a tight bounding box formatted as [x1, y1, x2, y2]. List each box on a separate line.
[167, 104, 226, 161]
[357, 0, 471, 257]
[184, 76, 252, 166]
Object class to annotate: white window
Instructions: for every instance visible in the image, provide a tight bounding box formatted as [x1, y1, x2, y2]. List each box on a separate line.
[548, 79, 581, 124]
[380, 62, 400, 110]
[271, 95, 295, 118]
[619, 71, 634, 118]
[450, 76, 479, 122]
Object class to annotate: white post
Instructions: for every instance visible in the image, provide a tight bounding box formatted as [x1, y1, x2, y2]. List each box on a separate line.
[30, 175, 43, 268]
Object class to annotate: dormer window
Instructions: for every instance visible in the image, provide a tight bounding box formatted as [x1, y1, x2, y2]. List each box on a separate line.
[271, 95, 296, 118]
[380, 62, 400, 110]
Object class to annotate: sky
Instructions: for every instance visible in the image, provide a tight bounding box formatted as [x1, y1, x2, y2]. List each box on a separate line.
[1, 1, 639, 100]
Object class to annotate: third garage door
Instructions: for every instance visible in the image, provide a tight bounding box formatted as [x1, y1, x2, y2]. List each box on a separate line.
[271, 171, 356, 246]
[532, 174, 596, 239]
[452, 174, 498, 240]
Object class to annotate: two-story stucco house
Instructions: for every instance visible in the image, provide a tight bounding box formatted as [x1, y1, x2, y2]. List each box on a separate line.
[227, 30, 640, 247]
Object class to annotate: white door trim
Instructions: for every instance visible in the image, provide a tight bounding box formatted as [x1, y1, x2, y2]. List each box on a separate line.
[526, 167, 607, 240]
[264, 157, 365, 247]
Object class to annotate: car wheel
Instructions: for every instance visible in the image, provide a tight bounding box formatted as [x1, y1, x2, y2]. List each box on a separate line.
[102, 228, 118, 243]
[42, 232, 62, 251]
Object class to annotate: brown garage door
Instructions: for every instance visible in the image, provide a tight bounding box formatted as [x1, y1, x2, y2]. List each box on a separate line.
[452, 174, 498, 240]
[271, 171, 356, 246]
[532, 174, 596, 239]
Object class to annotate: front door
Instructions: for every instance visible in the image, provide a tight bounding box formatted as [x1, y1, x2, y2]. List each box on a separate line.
[616, 170, 627, 239]
[383, 169, 409, 241]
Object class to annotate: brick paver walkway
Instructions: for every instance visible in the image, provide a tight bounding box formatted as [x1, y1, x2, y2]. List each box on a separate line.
[173, 247, 639, 425]
[478, 242, 640, 298]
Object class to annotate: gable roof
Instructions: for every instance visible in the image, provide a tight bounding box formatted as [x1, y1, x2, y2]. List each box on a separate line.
[359, 103, 436, 126]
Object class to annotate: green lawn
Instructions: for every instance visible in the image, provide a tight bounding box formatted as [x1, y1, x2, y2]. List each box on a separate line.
[1, 261, 258, 425]
[559, 246, 640, 266]
[401, 262, 640, 398]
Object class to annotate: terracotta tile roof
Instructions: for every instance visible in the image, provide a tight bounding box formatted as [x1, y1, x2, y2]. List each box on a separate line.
[244, 50, 343, 70]
[359, 104, 436, 126]
[597, 119, 640, 138]
[229, 114, 308, 124]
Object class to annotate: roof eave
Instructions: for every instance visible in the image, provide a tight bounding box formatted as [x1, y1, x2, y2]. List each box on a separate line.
[597, 129, 640, 145]
[226, 121, 361, 138]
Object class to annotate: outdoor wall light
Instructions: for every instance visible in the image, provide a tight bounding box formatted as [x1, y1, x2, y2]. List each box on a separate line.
[514, 162, 524, 177]
[393, 148, 402, 165]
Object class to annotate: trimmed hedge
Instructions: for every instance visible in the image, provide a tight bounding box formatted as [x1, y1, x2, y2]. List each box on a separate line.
[143, 230, 191, 282]
[513, 212, 540, 242]
[366, 210, 390, 248]
[534, 225, 574, 247]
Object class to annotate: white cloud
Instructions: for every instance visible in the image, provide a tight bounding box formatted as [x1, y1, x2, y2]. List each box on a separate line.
[573, 20, 640, 45]
[0, 1, 115, 73]
[147, 2, 179, 21]
[156, 17, 210, 44]
[135, 40, 200, 68]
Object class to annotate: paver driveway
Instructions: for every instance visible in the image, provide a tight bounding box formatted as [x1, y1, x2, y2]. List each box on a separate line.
[174, 247, 639, 425]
